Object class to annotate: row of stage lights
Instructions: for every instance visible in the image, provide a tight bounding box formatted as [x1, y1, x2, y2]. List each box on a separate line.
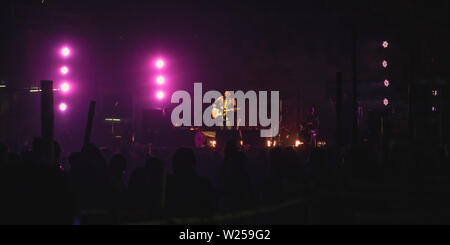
[56, 49, 171, 112]
[51, 42, 397, 112]
[206, 138, 305, 149]
[431, 89, 439, 112]
[266, 139, 303, 148]
[382, 40, 390, 107]
[57, 46, 72, 112]
[153, 58, 166, 101]
[381, 41, 438, 112]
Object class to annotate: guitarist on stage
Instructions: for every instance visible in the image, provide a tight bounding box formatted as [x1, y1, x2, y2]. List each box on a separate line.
[211, 91, 239, 128]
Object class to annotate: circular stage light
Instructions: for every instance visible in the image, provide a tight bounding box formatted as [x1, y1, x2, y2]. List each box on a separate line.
[60, 66, 69, 75]
[156, 75, 165, 85]
[156, 91, 165, 100]
[61, 47, 71, 57]
[59, 103, 68, 112]
[60, 82, 70, 93]
[155, 59, 165, 69]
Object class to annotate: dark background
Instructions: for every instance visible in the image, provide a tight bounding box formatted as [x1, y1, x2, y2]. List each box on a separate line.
[0, 0, 449, 152]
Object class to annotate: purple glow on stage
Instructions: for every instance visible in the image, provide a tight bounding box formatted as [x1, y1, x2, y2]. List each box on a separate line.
[156, 91, 165, 100]
[155, 59, 165, 69]
[60, 47, 71, 57]
[384, 79, 390, 87]
[382, 60, 388, 68]
[59, 103, 68, 112]
[156, 75, 165, 85]
[60, 66, 69, 75]
[383, 98, 389, 106]
[60, 82, 70, 93]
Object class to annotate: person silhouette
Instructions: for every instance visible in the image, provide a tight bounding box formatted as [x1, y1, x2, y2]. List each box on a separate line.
[165, 148, 215, 217]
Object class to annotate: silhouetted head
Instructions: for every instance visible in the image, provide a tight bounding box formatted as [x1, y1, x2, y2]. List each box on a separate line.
[7, 152, 20, 166]
[30, 137, 62, 165]
[145, 157, 164, 173]
[269, 147, 284, 177]
[269, 147, 283, 164]
[53, 140, 61, 161]
[81, 143, 101, 157]
[32, 137, 44, 157]
[225, 139, 238, 160]
[0, 142, 7, 154]
[0, 142, 7, 167]
[230, 151, 246, 174]
[110, 154, 127, 175]
[100, 147, 113, 163]
[21, 151, 33, 166]
[69, 152, 82, 171]
[172, 148, 196, 176]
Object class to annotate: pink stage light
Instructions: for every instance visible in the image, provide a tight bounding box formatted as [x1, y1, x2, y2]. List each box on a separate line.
[383, 98, 389, 106]
[382, 41, 389, 48]
[60, 66, 69, 75]
[384, 79, 390, 87]
[60, 82, 70, 93]
[382, 60, 388, 68]
[156, 91, 165, 100]
[156, 75, 165, 85]
[155, 59, 165, 69]
[59, 103, 68, 112]
[61, 47, 71, 57]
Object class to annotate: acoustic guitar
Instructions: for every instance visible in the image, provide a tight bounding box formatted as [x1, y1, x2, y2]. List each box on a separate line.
[211, 107, 241, 119]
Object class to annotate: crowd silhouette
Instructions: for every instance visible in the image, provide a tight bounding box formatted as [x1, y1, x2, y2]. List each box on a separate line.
[1, 135, 449, 225]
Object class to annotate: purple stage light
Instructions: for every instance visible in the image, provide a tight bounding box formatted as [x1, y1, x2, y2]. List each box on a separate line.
[156, 90, 165, 100]
[59, 103, 68, 112]
[156, 75, 165, 85]
[60, 82, 70, 93]
[155, 59, 165, 69]
[382, 60, 388, 68]
[61, 47, 71, 57]
[383, 98, 389, 106]
[382, 41, 389, 48]
[60, 66, 69, 75]
[384, 79, 390, 87]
